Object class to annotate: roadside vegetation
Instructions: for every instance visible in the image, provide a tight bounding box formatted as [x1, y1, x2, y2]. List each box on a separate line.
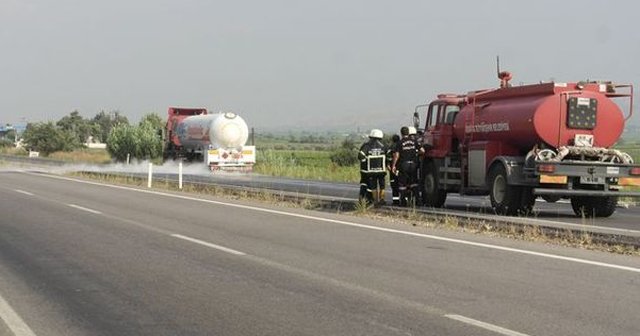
[253, 132, 398, 183]
[48, 149, 112, 164]
[0, 110, 165, 164]
[254, 148, 359, 183]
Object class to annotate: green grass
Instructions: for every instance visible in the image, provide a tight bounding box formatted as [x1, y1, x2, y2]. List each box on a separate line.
[254, 149, 359, 183]
[615, 146, 640, 163]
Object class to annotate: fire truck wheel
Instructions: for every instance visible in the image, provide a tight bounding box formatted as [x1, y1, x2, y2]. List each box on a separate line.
[571, 196, 617, 218]
[488, 164, 522, 216]
[519, 187, 536, 215]
[423, 162, 446, 208]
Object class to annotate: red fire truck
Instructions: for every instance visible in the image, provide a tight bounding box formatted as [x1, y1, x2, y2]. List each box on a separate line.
[414, 72, 640, 217]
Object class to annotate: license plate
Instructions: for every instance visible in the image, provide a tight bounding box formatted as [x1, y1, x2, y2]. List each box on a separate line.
[580, 176, 604, 184]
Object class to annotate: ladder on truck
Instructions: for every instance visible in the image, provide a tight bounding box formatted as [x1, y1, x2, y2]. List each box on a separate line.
[459, 97, 475, 196]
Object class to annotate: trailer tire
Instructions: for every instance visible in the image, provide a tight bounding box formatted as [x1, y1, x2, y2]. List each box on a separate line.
[488, 164, 522, 216]
[423, 162, 447, 208]
[571, 196, 617, 218]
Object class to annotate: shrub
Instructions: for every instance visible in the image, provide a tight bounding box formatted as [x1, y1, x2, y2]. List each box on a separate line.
[330, 148, 358, 166]
[330, 138, 359, 167]
[0, 138, 13, 147]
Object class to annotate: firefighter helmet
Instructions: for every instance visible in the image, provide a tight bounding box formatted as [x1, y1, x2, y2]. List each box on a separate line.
[369, 129, 383, 139]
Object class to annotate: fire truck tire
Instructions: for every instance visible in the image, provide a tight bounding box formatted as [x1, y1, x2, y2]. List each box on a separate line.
[519, 187, 536, 215]
[422, 162, 446, 208]
[488, 164, 522, 216]
[570, 196, 617, 218]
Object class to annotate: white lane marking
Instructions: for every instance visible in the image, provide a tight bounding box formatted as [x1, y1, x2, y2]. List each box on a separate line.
[171, 234, 246, 256]
[0, 291, 37, 336]
[13, 189, 34, 196]
[67, 204, 102, 215]
[29, 173, 640, 274]
[445, 314, 530, 336]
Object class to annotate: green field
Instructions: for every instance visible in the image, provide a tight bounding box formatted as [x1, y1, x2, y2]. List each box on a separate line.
[254, 149, 359, 183]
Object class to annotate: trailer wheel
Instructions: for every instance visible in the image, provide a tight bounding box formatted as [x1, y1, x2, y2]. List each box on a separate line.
[571, 196, 617, 218]
[423, 162, 446, 208]
[488, 164, 521, 216]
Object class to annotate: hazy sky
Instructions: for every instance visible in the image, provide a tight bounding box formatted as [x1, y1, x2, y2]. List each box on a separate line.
[2, 0, 639, 131]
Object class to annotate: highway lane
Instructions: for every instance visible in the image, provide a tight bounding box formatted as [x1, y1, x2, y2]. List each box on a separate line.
[1, 171, 639, 335]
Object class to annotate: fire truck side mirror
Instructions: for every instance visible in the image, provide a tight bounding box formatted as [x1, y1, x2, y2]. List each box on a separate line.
[413, 112, 420, 128]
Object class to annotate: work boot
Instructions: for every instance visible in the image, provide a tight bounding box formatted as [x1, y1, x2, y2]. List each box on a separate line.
[376, 189, 386, 206]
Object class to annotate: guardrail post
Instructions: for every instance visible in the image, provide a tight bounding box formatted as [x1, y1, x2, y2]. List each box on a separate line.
[147, 163, 153, 188]
[178, 161, 183, 190]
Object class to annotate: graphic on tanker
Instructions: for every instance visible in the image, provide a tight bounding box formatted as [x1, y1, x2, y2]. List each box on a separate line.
[164, 108, 255, 170]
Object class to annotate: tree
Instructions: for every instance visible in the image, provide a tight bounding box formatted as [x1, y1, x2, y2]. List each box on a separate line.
[57, 110, 97, 144]
[106, 124, 138, 161]
[2, 129, 16, 142]
[136, 123, 163, 160]
[136, 113, 164, 160]
[92, 110, 129, 143]
[22, 122, 79, 155]
[106, 113, 164, 162]
[139, 113, 164, 130]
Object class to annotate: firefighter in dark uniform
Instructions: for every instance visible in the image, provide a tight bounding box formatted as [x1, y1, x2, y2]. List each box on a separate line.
[358, 129, 387, 205]
[409, 126, 425, 205]
[391, 126, 424, 206]
[386, 134, 401, 205]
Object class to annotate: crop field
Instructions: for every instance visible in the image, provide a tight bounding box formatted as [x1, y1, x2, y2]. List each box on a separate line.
[254, 149, 359, 183]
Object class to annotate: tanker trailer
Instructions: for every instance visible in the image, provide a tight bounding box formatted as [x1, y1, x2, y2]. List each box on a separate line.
[164, 107, 255, 171]
[414, 73, 640, 217]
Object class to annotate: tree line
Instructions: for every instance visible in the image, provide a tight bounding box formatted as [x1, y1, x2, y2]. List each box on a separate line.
[18, 110, 165, 162]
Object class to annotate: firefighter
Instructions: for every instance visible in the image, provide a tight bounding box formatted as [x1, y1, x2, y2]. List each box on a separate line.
[386, 134, 401, 205]
[358, 129, 387, 206]
[391, 126, 424, 206]
[408, 126, 425, 205]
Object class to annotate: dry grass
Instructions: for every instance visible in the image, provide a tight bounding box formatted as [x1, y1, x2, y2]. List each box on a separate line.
[0, 147, 28, 156]
[354, 208, 639, 256]
[49, 149, 112, 164]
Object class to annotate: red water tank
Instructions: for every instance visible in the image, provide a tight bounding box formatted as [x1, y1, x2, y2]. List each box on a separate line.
[452, 82, 625, 151]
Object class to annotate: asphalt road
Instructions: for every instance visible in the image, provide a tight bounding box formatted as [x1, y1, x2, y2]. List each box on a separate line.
[0, 170, 639, 335]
